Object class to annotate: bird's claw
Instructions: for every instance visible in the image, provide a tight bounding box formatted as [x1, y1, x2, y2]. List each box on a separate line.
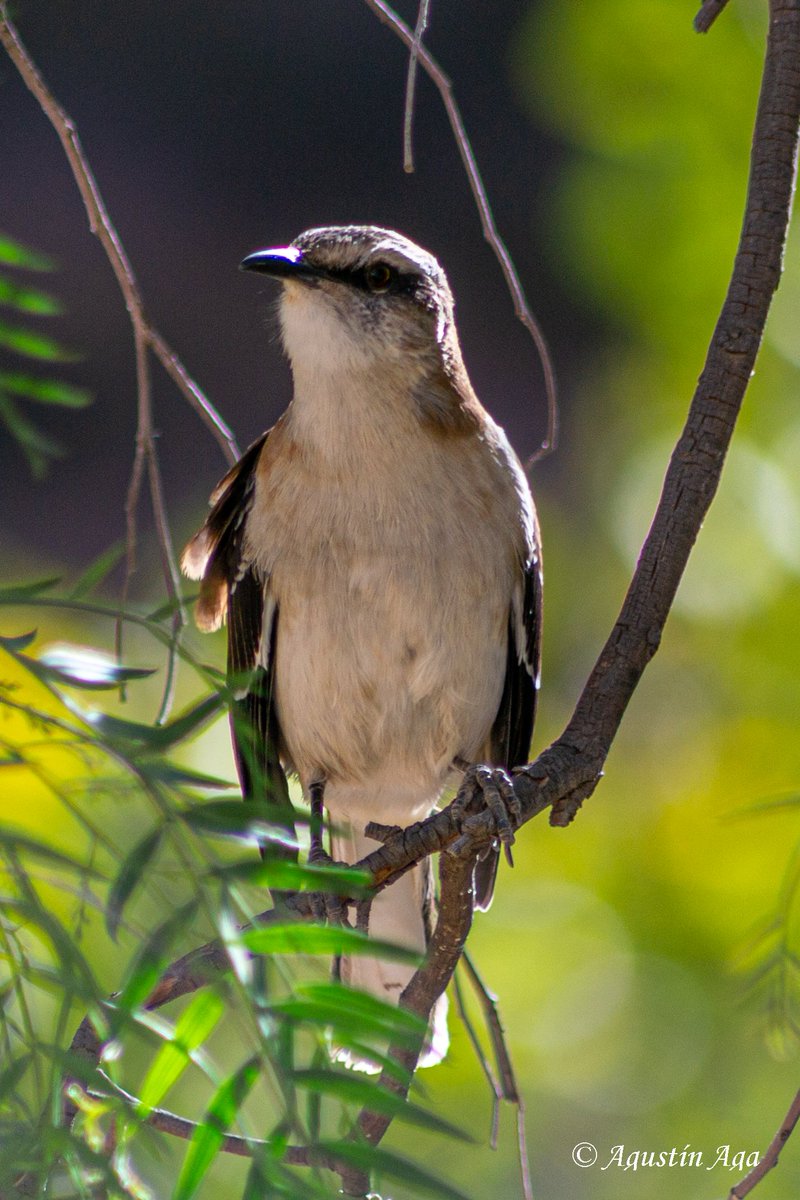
[451, 764, 521, 864]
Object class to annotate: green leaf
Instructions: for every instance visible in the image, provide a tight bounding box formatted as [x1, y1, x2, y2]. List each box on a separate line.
[113, 899, 199, 1023]
[0, 826, 103, 878]
[0, 235, 54, 271]
[0, 371, 90, 407]
[265, 996, 423, 1050]
[147, 594, 194, 622]
[0, 577, 60, 602]
[69, 541, 125, 598]
[0, 393, 64, 476]
[0, 278, 62, 316]
[0, 320, 77, 362]
[183, 799, 299, 838]
[296, 983, 426, 1037]
[65, 692, 223, 749]
[292, 1068, 470, 1141]
[242, 923, 420, 963]
[143, 761, 236, 790]
[213, 859, 368, 894]
[174, 1057, 260, 1200]
[312, 1140, 472, 1200]
[727, 792, 800, 818]
[0, 630, 37, 652]
[106, 825, 165, 939]
[244, 1156, 332, 1200]
[0, 1055, 31, 1109]
[34, 644, 155, 690]
[138, 991, 224, 1115]
[1, 897, 98, 1003]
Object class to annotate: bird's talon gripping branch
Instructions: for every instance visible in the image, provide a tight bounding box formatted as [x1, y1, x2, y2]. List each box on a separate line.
[451, 764, 521, 861]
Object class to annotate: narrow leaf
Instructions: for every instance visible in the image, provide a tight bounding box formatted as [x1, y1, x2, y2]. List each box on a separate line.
[36, 643, 155, 689]
[0, 827, 103, 877]
[143, 761, 236, 790]
[174, 1058, 260, 1200]
[184, 799, 299, 837]
[0, 235, 54, 271]
[293, 1068, 470, 1140]
[65, 692, 223, 749]
[0, 630, 37, 651]
[313, 1141, 472, 1200]
[214, 859, 367, 894]
[0, 577, 60, 601]
[0, 394, 63, 475]
[0, 1055, 31, 1108]
[2, 897, 98, 1002]
[0, 279, 62, 316]
[69, 541, 125, 598]
[113, 899, 199, 1022]
[296, 983, 426, 1036]
[265, 997, 422, 1050]
[243, 923, 420, 963]
[106, 825, 165, 939]
[0, 320, 77, 362]
[138, 991, 224, 1114]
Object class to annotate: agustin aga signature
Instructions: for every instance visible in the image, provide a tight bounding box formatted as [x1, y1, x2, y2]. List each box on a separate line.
[572, 1142, 761, 1172]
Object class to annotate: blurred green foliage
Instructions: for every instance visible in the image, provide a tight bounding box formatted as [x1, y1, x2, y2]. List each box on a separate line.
[3, 2, 800, 1199]
[0, 234, 91, 478]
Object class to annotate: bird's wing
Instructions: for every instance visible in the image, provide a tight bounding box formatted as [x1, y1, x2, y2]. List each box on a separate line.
[474, 534, 542, 911]
[182, 432, 295, 859]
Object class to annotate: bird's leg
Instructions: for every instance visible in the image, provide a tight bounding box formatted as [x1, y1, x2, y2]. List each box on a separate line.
[451, 763, 522, 867]
[308, 777, 328, 865]
[307, 777, 347, 926]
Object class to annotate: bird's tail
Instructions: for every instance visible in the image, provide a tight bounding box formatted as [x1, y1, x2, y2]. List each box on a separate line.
[331, 821, 449, 1070]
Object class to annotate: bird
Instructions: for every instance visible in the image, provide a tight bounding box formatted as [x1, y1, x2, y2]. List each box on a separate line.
[181, 225, 541, 1067]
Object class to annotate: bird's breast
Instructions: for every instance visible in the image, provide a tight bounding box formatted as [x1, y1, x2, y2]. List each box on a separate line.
[245, 422, 523, 798]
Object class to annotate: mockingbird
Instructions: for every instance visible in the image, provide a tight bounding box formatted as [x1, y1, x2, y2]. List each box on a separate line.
[182, 225, 541, 1067]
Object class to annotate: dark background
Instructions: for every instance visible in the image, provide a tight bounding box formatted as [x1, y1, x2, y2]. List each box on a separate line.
[1, 0, 587, 571]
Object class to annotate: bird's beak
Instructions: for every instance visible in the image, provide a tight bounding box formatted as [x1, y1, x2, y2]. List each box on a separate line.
[240, 246, 318, 281]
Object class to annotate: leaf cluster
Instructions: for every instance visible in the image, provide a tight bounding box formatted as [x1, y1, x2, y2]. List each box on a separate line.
[0, 583, 469, 1200]
[0, 234, 91, 478]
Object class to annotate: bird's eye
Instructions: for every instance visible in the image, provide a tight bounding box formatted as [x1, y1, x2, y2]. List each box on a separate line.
[365, 262, 395, 293]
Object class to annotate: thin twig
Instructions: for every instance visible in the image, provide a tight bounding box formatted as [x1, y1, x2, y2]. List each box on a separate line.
[77, 1080, 326, 1167]
[402, 0, 430, 173]
[363, 0, 558, 464]
[0, 5, 236, 717]
[516, 1099, 534, 1200]
[148, 327, 239, 464]
[694, 0, 733, 33]
[462, 949, 518, 1103]
[452, 967, 502, 1149]
[728, 1088, 800, 1198]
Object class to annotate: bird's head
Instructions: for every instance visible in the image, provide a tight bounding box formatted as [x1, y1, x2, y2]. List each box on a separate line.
[241, 225, 461, 383]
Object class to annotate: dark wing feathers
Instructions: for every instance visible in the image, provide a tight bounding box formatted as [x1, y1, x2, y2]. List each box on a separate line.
[183, 431, 294, 860]
[474, 551, 542, 911]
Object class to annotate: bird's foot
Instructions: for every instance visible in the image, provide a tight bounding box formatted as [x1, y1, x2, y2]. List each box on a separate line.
[451, 764, 521, 866]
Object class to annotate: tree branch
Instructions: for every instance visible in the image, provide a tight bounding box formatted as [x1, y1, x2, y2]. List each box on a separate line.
[695, 0, 733, 33]
[0, 5, 240, 715]
[362, 0, 558, 464]
[728, 1088, 800, 1198]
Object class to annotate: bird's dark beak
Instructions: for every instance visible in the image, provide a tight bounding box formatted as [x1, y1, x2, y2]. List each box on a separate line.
[240, 246, 317, 281]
